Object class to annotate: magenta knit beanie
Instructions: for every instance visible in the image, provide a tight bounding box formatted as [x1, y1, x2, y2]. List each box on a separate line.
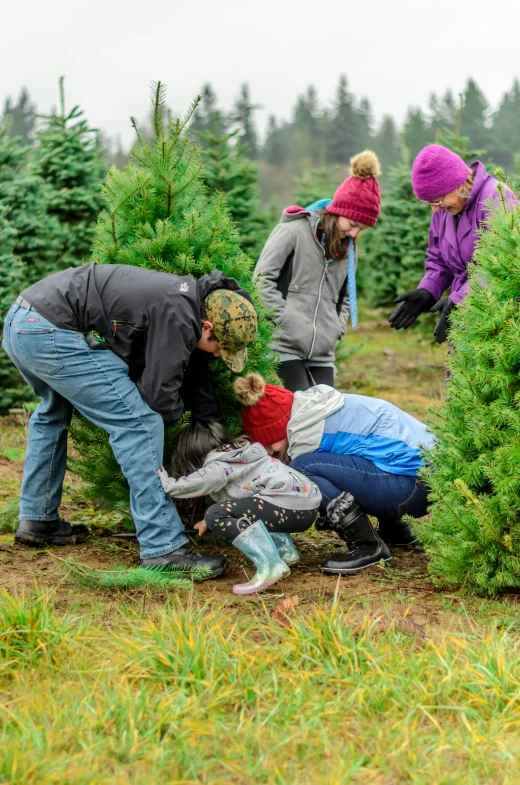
[412, 145, 469, 202]
[326, 150, 381, 227]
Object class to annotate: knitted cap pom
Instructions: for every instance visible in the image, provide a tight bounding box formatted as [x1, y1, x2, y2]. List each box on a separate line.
[233, 373, 266, 407]
[350, 150, 381, 180]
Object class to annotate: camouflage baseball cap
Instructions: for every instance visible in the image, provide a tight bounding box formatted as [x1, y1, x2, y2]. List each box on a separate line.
[205, 289, 257, 373]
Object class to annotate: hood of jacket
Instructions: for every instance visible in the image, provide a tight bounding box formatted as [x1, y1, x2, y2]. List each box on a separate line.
[205, 441, 268, 465]
[288, 385, 345, 459]
[280, 206, 321, 232]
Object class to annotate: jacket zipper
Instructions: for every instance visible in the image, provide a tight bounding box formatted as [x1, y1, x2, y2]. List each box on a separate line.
[307, 230, 328, 360]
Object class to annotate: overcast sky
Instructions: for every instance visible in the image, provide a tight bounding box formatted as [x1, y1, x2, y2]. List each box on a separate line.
[4, 0, 519, 147]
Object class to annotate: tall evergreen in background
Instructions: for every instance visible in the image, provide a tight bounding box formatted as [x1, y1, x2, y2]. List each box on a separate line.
[69, 84, 278, 511]
[2, 88, 36, 146]
[373, 115, 400, 178]
[491, 79, 520, 170]
[420, 188, 520, 596]
[30, 77, 106, 276]
[0, 127, 62, 411]
[232, 83, 260, 159]
[197, 116, 269, 259]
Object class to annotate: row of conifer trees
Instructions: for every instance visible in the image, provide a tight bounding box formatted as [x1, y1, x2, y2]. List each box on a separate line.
[2, 81, 520, 597]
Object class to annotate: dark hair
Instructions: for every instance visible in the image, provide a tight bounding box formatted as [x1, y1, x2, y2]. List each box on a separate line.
[170, 421, 248, 478]
[318, 211, 350, 261]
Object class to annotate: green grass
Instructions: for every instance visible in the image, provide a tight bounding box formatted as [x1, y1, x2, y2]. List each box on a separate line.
[0, 591, 520, 784]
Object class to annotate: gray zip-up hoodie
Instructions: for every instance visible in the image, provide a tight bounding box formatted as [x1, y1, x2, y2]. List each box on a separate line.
[159, 441, 321, 510]
[253, 208, 351, 363]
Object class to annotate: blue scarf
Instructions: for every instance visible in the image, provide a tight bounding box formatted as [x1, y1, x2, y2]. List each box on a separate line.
[307, 200, 358, 328]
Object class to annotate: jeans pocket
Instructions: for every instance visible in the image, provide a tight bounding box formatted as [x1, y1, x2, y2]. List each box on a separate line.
[15, 328, 63, 376]
[397, 480, 428, 520]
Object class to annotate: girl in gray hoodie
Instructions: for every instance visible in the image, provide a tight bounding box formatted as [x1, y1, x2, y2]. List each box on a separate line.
[159, 422, 321, 595]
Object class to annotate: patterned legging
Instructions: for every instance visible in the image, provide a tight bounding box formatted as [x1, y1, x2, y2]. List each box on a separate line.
[204, 497, 318, 542]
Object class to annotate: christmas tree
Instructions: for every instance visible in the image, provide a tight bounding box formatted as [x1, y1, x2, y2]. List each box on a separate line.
[420, 186, 520, 596]
[196, 115, 269, 259]
[0, 126, 62, 411]
[30, 77, 106, 277]
[361, 159, 431, 307]
[69, 83, 278, 512]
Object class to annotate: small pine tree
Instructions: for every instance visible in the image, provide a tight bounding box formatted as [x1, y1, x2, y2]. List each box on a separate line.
[420, 187, 520, 596]
[0, 127, 63, 411]
[30, 77, 106, 276]
[69, 84, 278, 512]
[196, 116, 269, 259]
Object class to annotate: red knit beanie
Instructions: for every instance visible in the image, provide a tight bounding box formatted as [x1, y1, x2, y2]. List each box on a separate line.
[233, 373, 294, 447]
[326, 150, 381, 227]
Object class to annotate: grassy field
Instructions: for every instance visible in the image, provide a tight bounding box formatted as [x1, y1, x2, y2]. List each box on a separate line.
[1, 318, 520, 784]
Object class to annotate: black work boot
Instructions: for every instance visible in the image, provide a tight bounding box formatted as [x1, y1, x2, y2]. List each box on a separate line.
[377, 519, 421, 547]
[140, 547, 227, 580]
[15, 518, 89, 547]
[320, 492, 392, 575]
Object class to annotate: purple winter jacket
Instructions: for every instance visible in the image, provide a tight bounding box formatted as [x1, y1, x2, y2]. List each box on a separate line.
[418, 161, 518, 305]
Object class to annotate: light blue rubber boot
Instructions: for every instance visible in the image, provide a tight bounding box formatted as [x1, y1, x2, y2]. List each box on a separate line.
[232, 520, 290, 596]
[270, 532, 300, 565]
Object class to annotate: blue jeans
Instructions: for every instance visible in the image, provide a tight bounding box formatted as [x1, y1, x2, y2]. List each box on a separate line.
[290, 452, 428, 525]
[2, 303, 188, 558]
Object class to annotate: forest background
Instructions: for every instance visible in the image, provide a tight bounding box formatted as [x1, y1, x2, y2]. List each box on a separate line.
[1, 72, 520, 415]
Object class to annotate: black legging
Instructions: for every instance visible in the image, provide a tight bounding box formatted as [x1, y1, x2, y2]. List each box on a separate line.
[205, 497, 318, 541]
[278, 360, 334, 392]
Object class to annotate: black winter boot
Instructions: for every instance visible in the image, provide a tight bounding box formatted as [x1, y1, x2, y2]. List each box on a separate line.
[320, 493, 392, 575]
[15, 518, 89, 547]
[377, 519, 421, 547]
[140, 547, 227, 580]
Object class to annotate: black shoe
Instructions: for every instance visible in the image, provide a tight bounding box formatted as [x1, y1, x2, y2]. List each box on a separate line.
[377, 520, 421, 547]
[140, 547, 227, 580]
[320, 493, 392, 575]
[15, 518, 89, 547]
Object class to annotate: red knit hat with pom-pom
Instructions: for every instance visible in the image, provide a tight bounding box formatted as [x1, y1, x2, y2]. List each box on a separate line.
[326, 150, 381, 227]
[233, 374, 294, 446]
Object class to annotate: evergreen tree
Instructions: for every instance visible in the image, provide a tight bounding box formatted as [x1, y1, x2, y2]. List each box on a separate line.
[427, 89, 458, 137]
[262, 115, 291, 166]
[190, 83, 226, 142]
[403, 108, 431, 160]
[69, 83, 278, 511]
[2, 87, 36, 146]
[30, 77, 106, 276]
[232, 83, 260, 159]
[0, 127, 62, 411]
[292, 86, 323, 165]
[293, 163, 342, 207]
[420, 187, 520, 596]
[361, 159, 429, 307]
[490, 79, 520, 170]
[460, 78, 491, 154]
[326, 75, 359, 164]
[197, 116, 269, 259]
[373, 115, 400, 178]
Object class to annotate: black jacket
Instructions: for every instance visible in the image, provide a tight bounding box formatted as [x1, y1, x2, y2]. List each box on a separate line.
[22, 263, 246, 424]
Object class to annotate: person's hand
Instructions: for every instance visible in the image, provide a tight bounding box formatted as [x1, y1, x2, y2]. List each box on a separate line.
[430, 296, 456, 343]
[388, 288, 436, 330]
[194, 520, 209, 536]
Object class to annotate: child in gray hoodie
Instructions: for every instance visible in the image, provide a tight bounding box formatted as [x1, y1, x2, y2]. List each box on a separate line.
[159, 422, 320, 596]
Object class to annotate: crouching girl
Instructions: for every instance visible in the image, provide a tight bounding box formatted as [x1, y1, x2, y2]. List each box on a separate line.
[234, 374, 433, 575]
[158, 422, 321, 595]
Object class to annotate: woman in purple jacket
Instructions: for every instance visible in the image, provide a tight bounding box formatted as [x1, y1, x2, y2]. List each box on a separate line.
[388, 144, 517, 342]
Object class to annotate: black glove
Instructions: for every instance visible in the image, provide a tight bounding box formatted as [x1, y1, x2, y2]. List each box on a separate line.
[430, 296, 456, 344]
[388, 288, 436, 330]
